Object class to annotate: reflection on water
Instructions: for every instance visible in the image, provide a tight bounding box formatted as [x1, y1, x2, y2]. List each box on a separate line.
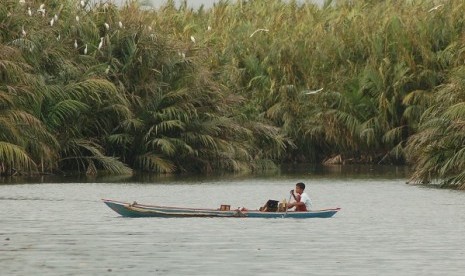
[281, 164, 409, 178]
[1, 165, 464, 276]
[0, 164, 409, 185]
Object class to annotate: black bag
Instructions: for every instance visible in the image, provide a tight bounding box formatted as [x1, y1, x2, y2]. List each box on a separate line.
[261, 199, 279, 212]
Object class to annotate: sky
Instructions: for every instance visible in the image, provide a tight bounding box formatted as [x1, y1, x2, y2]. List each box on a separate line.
[156, 0, 218, 7]
[144, 0, 325, 9]
[147, 0, 217, 8]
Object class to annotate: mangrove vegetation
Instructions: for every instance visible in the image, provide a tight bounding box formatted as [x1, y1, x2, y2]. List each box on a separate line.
[1, 0, 464, 189]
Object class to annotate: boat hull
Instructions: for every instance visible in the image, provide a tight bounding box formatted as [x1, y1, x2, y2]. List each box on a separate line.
[102, 199, 340, 219]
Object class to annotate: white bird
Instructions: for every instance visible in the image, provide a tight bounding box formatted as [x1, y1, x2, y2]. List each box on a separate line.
[50, 18, 54, 26]
[148, 26, 152, 31]
[19, 0, 26, 5]
[118, 21, 123, 28]
[303, 88, 323, 95]
[181, 52, 186, 59]
[54, 14, 58, 21]
[56, 34, 60, 41]
[104, 22, 110, 30]
[428, 4, 443, 12]
[74, 39, 78, 49]
[98, 37, 104, 50]
[37, 5, 46, 16]
[27, 7, 32, 16]
[105, 65, 110, 74]
[76, 15, 80, 22]
[21, 26, 26, 37]
[84, 44, 87, 55]
[207, 26, 212, 31]
[190, 35, 195, 43]
[80, 1, 85, 8]
[250, 28, 269, 38]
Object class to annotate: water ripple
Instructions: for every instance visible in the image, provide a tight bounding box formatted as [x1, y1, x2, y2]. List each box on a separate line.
[1, 178, 465, 275]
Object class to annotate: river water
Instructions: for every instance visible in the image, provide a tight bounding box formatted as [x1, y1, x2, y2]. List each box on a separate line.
[1, 165, 464, 275]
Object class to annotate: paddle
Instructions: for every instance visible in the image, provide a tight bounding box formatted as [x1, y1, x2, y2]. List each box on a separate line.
[290, 189, 298, 201]
[284, 189, 293, 216]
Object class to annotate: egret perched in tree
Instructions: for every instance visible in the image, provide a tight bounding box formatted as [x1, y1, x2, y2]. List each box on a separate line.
[190, 35, 195, 43]
[19, 0, 26, 5]
[118, 21, 123, 28]
[21, 26, 26, 37]
[27, 7, 32, 16]
[74, 39, 78, 49]
[76, 15, 80, 22]
[50, 18, 54, 26]
[207, 26, 212, 31]
[56, 34, 60, 41]
[37, 4, 45, 16]
[54, 14, 58, 21]
[98, 37, 104, 50]
[105, 65, 110, 74]
[80, 1, 85, 8]
[104, 23, 110, 30]
[84, 44, 87, 55]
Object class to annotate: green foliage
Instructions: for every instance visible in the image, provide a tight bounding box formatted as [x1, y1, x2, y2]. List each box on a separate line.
[407, 66, 465, 189]
[1, 0, 465, 187]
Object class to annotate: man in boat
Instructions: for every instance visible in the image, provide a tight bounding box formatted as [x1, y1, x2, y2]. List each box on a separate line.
[287, 182, 312, 211]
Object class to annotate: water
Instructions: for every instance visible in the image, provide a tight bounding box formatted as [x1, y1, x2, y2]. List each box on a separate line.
[1, 166, 465, 275]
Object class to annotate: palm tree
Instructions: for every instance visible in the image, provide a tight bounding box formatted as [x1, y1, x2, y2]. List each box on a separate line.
[0, 45, 56, 175]
[407, 66, 465, 189]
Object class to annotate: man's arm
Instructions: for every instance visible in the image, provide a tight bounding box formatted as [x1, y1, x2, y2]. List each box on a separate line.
[287, 193, 305, 209]
[287, 201, 305, 209]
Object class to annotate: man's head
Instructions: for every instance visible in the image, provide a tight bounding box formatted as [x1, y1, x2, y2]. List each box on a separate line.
[295, 182, 306, 194]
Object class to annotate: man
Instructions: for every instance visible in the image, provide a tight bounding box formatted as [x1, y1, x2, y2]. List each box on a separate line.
[287, 182, 312, 211]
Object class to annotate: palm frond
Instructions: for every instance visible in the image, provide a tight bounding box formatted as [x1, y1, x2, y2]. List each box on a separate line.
[135, 153, 176, 173]
[0, 141, 36, 171]
[44, 100, 90, 129]
[60, 139, 132, 175]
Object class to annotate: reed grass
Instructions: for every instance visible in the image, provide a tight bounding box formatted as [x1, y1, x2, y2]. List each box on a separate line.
[1, 0, 464, 188]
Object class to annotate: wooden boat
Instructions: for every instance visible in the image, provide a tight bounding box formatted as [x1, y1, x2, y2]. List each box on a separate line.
[102, 199, 340, 219]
